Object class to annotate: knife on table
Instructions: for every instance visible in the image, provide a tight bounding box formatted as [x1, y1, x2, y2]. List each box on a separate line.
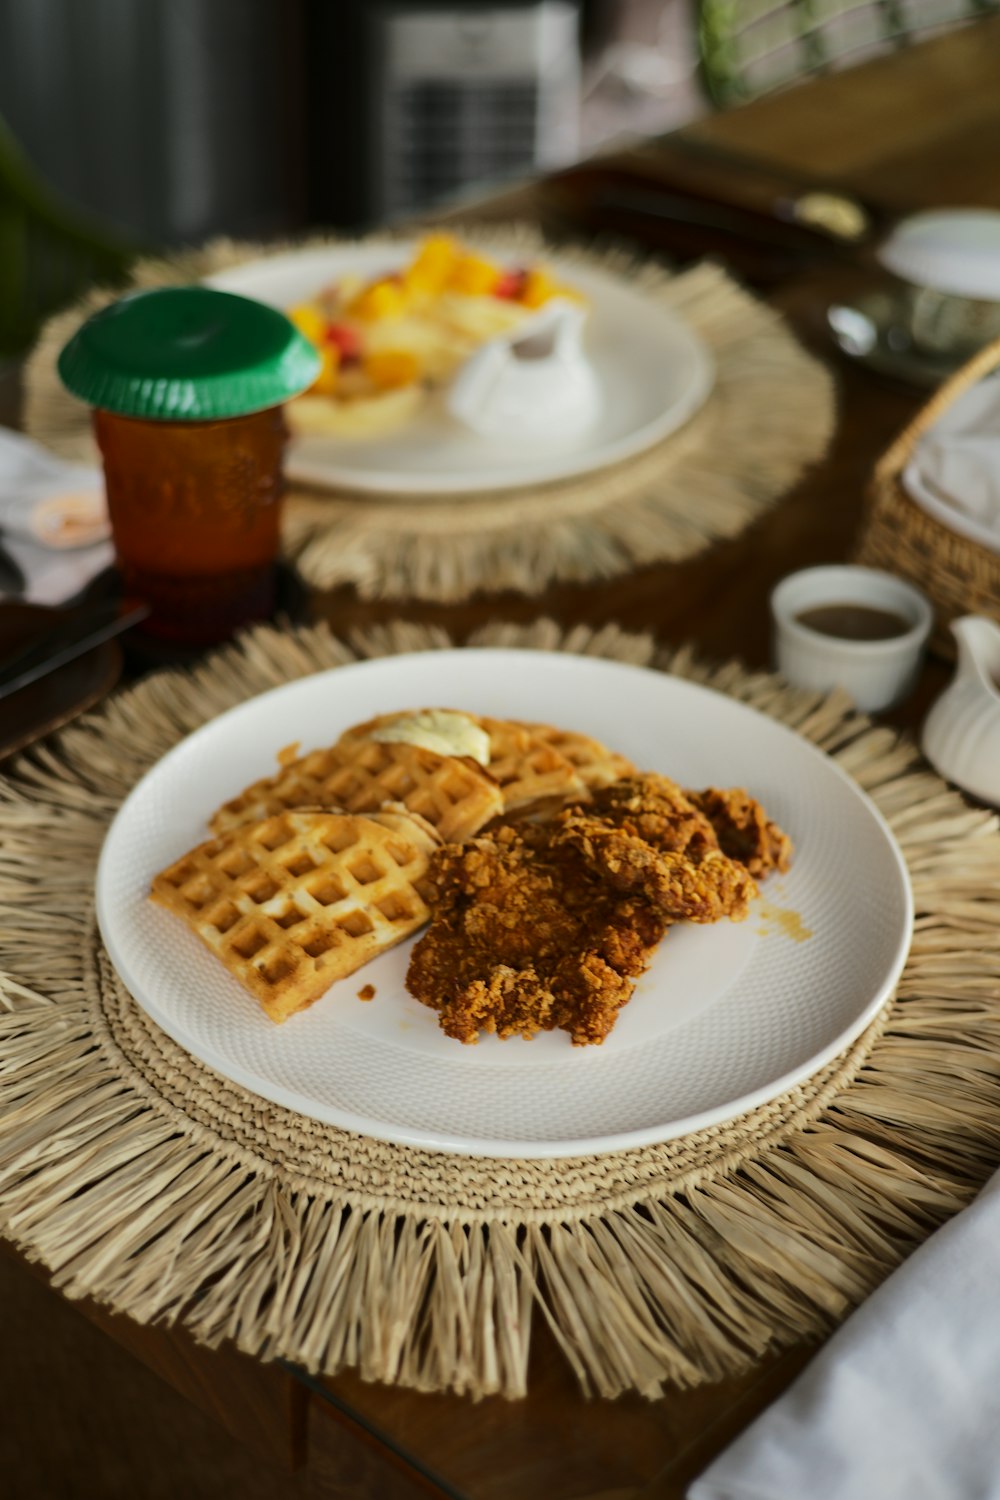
[0, 599, 150, 702]
[542, 158, 881, 276]
[613, 135, 885, 245]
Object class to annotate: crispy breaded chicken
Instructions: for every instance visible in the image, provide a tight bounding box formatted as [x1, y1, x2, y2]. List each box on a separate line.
[406, 823, 667, 1046]
[686, 787, 792, 879]
[406, 772, 792, 1047]
[569, 773, 719, 858]
[558, 773, 791, 886]
[552, 815, 757, 923]
[550, 774, 757, 923]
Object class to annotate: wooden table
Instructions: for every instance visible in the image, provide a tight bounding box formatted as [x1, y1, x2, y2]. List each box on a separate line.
[6, 18, 1000, 1498]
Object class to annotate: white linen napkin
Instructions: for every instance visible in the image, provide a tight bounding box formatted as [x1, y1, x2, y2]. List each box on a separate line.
[689, 1168, 1000, 1500]
[0, 428, 114, 603]
[904, 375, 1000, 554]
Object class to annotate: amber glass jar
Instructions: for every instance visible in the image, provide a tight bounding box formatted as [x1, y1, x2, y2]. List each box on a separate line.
[93, 406, 288, 645]
[59, 286, 319, 646]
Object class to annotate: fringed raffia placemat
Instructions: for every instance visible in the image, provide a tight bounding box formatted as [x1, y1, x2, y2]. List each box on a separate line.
[2, 620, 999, 1402]
[23, 230, 835, 601]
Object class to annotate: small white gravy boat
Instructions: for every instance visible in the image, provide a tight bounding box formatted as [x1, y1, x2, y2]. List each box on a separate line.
[447, 299, 600, 439]
[922, 615, 1000, 804]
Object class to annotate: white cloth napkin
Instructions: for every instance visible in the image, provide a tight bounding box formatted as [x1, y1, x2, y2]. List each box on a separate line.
[905, 376, 1000, 554]
[689, 1168, 1000, 1500]
[0, 428, 114, 603]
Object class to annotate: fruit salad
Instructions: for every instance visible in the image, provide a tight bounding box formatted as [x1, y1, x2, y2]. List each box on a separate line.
[285, 235, 584, 438]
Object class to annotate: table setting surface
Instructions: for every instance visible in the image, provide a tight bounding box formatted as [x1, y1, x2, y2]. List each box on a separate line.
[4, 21, 1000, 1500]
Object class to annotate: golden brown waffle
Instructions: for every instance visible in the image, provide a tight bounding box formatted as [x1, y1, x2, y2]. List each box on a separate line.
[150, 806, 440, 1023]
[475, 717, 585, 813]
[518, 722, 634, 789]
[210, 738, 502, 843]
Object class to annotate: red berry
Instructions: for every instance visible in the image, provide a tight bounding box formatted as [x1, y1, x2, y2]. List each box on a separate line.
[325, 322, 363, 359]
[493, 269, 526, 300]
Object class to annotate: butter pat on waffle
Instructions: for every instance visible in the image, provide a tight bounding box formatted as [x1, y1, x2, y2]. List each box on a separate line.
[211, 737, 502, 843]
[334, 709, 630, 815]
[339, 708, 491, 766]
[150, 806, 440, 1022]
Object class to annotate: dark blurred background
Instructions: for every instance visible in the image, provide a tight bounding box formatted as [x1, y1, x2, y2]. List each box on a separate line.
[0, 0, 702, 248]
[4, 0, 976, 357]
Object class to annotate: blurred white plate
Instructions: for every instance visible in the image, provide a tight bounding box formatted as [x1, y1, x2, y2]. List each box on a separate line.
[205, 244, 715, 496]
[903, 459, 1000, 555]
[903, 376, 1000, 556]
[97, 651, 912, 1159]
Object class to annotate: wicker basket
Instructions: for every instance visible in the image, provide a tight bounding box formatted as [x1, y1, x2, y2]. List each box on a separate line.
[855, 335, 1000, 655]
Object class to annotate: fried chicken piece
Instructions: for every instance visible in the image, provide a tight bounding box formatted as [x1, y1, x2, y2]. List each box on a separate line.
[550, 773, 757, 922]
[686, 787, 793, 879]
[570, 773, 720, 858]
[557, 773, 791, 885]
[406, 773, 790, 1048]
[406, 824, 667, 1046]
[552, 813, 757, 923]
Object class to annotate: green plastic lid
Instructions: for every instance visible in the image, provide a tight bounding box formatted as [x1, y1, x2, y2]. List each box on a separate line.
[57, 285, 321, 421]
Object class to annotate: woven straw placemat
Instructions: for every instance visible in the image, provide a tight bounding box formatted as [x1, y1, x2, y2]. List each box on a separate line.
[23, 230, 835, 602]
[2, 620, 999, 1402]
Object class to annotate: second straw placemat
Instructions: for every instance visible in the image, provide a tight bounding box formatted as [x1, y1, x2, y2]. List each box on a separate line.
[23, 230, 835, 601]
[2, 621, 999, 1402]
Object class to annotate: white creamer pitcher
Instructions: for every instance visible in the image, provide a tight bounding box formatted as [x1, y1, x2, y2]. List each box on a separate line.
[447, 299, 599, 439]
[922, 615, 1000, 804]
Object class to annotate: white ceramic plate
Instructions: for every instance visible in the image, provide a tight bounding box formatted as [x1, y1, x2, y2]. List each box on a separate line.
[96, 651, 912, 1159]
[204, 245, 715, 496]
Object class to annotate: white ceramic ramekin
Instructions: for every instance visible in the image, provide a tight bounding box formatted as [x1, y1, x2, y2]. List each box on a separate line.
[770, 565, 933, 712]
